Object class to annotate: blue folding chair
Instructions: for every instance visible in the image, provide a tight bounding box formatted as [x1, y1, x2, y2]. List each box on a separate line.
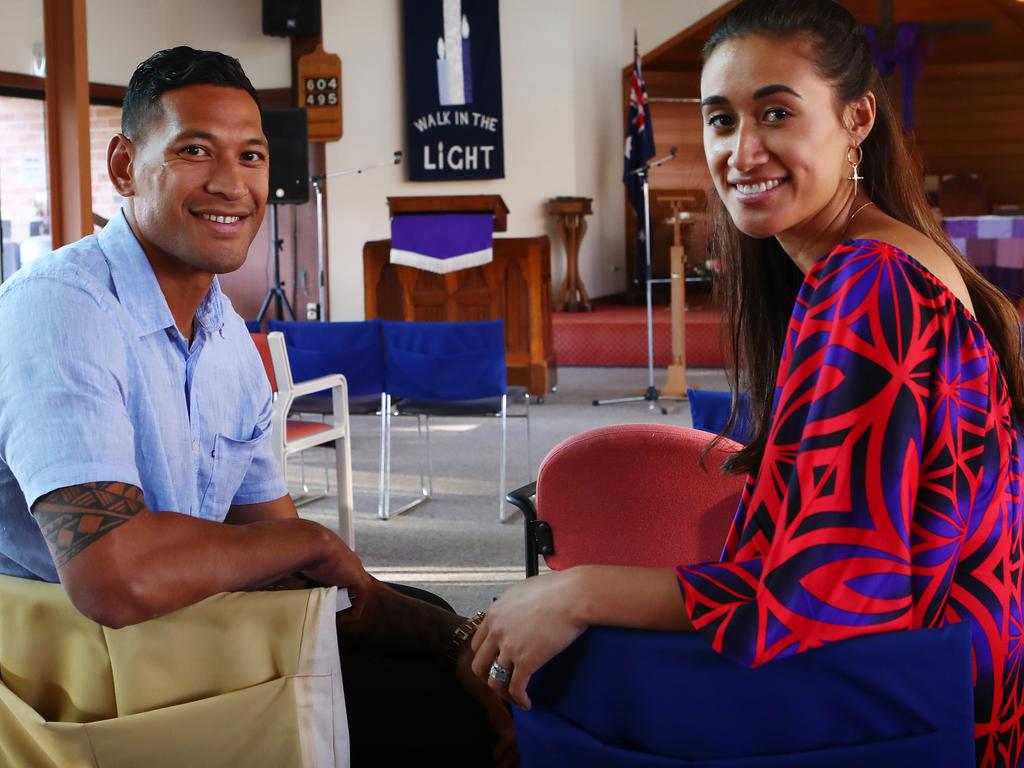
[381, 320, 530, 521]
[515, 623, 975, 767]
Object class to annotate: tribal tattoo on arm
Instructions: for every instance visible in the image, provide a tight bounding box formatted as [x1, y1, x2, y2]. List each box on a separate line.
[32, 482, 145, 568]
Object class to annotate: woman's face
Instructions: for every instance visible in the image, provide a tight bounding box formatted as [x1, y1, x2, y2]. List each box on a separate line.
[701, 34, 853, 239]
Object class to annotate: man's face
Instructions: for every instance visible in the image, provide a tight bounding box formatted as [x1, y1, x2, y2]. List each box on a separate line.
[115, 84, 269, 276]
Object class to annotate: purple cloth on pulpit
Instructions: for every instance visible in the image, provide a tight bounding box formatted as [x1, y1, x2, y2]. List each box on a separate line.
[389, 213, 494, 274]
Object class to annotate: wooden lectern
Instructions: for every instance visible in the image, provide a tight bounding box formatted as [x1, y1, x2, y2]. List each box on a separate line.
[547, 197, 593, 312]
[656, 192, 703, 398]
[363, 195, 557, 395]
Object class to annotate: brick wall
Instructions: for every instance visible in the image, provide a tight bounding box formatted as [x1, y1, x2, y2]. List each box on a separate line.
[0, 96, 124, 248]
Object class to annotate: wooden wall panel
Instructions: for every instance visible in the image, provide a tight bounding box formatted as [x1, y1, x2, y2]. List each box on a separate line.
[913, 62, 1024, 209]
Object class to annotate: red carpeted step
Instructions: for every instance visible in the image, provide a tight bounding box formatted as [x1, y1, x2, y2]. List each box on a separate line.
[553, 305, 726, 367]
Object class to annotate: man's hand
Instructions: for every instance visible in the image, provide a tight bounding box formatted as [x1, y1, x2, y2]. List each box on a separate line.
[456, 640, 519, 768]
[300, 535, 372, 621]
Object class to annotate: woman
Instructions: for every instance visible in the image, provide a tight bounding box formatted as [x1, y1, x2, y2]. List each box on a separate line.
[469, 1, 1024, 765]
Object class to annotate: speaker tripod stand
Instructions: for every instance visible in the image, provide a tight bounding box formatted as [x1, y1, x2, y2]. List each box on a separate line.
[256, 204, 295, 323]
[593, 149, 682, 414]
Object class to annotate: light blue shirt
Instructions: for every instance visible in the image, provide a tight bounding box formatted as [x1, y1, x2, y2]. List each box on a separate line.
[0, 211, 287, 582]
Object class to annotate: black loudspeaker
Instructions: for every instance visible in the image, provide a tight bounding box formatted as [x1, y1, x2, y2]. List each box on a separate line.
[262, 0, 321, 37]
[263, 109, 309, 205]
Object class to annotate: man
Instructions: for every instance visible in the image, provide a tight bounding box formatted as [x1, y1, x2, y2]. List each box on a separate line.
[0, 47, 514, 766]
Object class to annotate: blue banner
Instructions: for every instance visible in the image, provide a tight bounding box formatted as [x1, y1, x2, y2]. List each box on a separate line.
[403, 0, 505, 181]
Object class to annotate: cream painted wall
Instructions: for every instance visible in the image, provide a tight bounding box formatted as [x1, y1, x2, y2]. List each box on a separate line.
[571, 0, 628, 299]
[0, 0, 290, 87]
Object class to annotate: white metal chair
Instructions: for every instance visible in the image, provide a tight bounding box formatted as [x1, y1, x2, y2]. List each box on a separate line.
[251, 331, 354, 546]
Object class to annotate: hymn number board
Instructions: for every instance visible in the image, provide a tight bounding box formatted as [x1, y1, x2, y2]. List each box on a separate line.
[296, 44, 343, 142]
[304, 76, 338, 108]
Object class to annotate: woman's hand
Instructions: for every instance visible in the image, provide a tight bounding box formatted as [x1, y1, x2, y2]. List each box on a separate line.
[470, 570, 588, 710]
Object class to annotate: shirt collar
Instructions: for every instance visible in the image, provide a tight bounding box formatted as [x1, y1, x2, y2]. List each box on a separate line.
[98, 210, 226, 338]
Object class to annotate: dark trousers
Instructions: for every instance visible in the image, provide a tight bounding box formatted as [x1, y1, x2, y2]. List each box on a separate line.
[339, 584, 498, 766]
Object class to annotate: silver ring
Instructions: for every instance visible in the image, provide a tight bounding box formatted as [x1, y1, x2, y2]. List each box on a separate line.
[488, 660, 512, 684]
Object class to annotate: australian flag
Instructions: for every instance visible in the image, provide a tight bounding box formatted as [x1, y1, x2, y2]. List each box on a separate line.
[624, 33, 655, 284]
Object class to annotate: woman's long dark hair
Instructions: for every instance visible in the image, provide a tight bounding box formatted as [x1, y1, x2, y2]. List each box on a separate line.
[706, 0, 1024, 474]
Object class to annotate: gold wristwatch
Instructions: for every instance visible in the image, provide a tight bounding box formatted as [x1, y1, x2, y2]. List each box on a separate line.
[446, 611, 486, 661]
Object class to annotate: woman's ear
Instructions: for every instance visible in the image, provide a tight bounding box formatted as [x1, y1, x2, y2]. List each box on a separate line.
[846, 91, 876, 146]
[107, 134, 135, 197]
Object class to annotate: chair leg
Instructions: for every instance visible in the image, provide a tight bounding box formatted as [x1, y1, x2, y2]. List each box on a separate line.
[323, 413, 332, 496]
[376, 393, 387, 520]
[298, 448, 310, 496]
[416, 414, 428, 497]
[336, 430, 354, 548]
[423, 415, 433, 497]
[525, 394, 533, 481]
[499, 394, 510, 522]
[379, 394, 391, 520]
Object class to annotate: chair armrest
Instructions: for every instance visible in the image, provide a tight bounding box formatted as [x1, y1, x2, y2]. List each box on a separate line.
[506, 481, 537, 521]
[290, 373, 347, 398]
[508, 481, 556, 578]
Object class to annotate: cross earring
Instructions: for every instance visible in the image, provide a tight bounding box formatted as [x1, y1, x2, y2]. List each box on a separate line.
[847, 145, 864, 197]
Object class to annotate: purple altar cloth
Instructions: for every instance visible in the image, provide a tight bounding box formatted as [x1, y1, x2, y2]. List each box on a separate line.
[943, 216, 1024, 298]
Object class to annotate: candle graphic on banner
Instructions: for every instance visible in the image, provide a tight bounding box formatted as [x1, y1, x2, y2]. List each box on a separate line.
[436, 0, 473, 106]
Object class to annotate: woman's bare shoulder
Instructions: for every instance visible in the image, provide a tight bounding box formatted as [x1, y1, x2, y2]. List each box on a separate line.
[859, 220, 975, 314]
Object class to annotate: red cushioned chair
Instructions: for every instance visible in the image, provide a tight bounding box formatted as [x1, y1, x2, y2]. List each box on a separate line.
[506, 424, 745, 576]
[251, 331, 354, 546]
[508, 427, 976, 767]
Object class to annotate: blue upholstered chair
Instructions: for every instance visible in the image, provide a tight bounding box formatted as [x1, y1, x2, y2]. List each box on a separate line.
[381, 320, 530, 521]
[687, 388, 753, 444]
[267, 320, 387, 511]
[267, 320, 387, 416]
[515, 623, 975, 767]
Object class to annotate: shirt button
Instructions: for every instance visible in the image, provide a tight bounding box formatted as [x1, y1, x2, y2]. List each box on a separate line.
[192, 440, 199, 452]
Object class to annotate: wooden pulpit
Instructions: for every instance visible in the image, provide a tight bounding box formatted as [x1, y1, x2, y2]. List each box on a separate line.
[363, 195, 557, 396]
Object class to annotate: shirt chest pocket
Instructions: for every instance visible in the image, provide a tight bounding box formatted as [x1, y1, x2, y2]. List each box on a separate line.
[198, 428, 271, 520]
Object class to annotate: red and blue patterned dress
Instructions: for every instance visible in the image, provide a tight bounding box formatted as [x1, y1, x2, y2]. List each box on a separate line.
[677, 239, 1024, 767]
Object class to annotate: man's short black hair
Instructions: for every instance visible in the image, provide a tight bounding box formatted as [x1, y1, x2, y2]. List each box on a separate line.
[121, 46, 261, 140]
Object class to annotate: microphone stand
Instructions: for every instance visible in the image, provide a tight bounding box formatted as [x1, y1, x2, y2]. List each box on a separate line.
[310, 151, 402, 320]
[255, 203, 294, 323]
[593, 148, 681, 414]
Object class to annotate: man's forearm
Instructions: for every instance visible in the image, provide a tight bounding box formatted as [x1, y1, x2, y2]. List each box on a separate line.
[34, 482, 344, 627]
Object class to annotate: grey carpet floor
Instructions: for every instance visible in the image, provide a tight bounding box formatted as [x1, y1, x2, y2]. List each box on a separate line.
[288, 365, 729, 616]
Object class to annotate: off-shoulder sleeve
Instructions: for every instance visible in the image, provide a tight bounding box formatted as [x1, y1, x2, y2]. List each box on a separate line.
[677, 241, 976, 667]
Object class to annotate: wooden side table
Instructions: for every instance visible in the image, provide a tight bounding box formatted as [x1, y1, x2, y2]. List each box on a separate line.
[548, 197, 593, 312]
